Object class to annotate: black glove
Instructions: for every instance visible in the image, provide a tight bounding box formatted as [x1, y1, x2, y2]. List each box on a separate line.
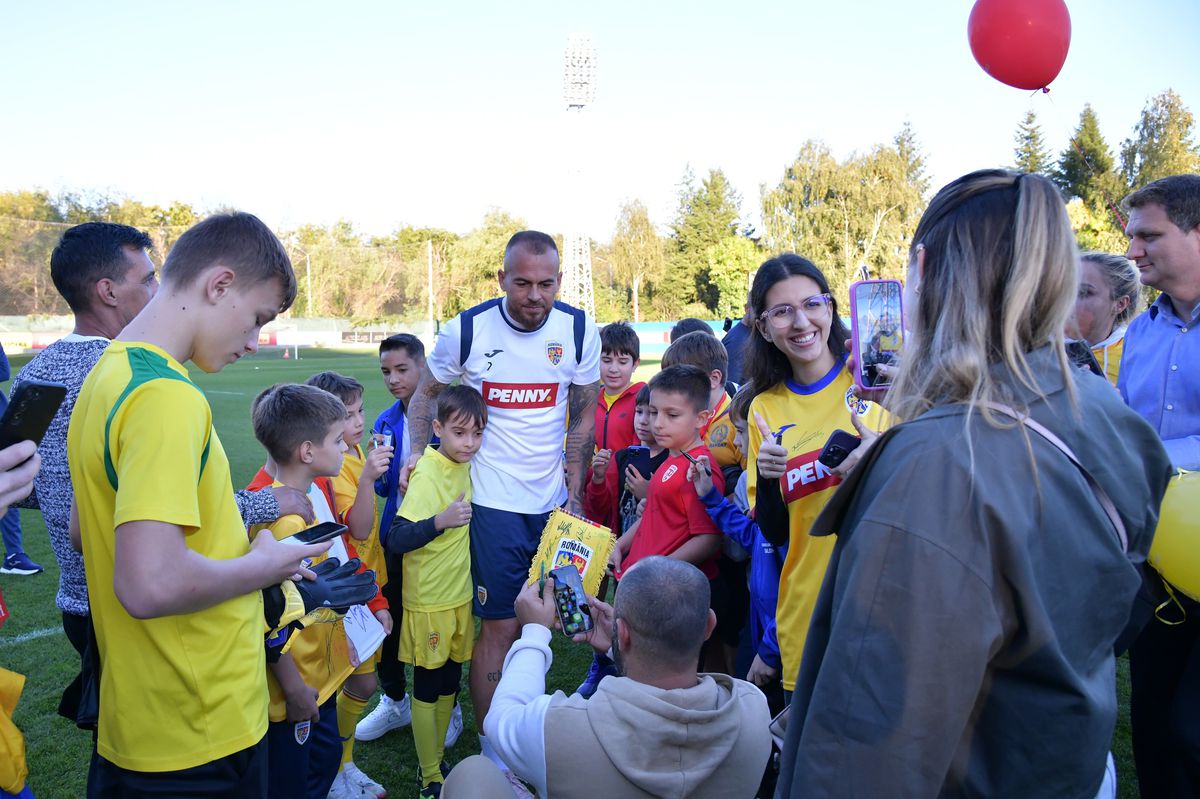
[263, 557, 378, 632]
[300, 557, 377, 613]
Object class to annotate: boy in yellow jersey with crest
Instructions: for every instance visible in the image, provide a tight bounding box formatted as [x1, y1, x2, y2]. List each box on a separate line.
[303, 371, 393, 799]
[385, 385, 486, 798]
[249, 383, 385, 799]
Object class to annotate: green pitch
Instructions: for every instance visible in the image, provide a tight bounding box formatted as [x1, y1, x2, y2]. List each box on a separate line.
[0, 348, 1138, 798]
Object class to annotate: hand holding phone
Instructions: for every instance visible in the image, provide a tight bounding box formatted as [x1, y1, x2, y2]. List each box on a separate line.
[817, 430, 861, 470]
[849, 279, 904, 398]
[550, 566, 593, 636]
[0, 380, 68, 450]
[283, 522, 348, 546]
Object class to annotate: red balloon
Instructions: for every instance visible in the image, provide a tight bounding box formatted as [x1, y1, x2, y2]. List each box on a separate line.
[968, 0, 1072, 90]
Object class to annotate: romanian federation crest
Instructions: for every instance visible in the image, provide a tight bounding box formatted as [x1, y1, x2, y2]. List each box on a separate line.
[845, 387, 871, 416]
[546, 340, 564, 366]
[428, 631, 441, 652]
[294, 720, 311, 745]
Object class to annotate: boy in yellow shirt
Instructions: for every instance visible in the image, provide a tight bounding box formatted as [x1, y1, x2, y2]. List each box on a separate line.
[249, 383, 384, 799]
[66, 212, 328, 796]
[304, 371, 393, 799]
[385, 386, 486, 798]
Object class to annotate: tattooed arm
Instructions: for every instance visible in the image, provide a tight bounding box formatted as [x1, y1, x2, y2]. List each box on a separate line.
[564, 380, 601, 515]
[398, 365, 450, 493]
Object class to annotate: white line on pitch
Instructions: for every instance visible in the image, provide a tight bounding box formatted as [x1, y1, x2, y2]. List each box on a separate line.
[0, 625, 62, 644]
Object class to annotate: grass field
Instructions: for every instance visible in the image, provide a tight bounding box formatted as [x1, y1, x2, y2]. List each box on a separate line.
[0, 347, 1140, 798]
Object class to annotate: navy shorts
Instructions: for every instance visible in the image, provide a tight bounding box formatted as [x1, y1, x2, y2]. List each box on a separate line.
[470, 504, 551, 620]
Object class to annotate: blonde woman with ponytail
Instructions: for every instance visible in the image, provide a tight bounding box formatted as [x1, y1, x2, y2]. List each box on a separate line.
[775, 170, 1174, 799]
[1068, 252, 1142, 384]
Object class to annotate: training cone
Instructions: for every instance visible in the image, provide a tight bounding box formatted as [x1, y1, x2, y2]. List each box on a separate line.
[1148, 471, 1200, 601]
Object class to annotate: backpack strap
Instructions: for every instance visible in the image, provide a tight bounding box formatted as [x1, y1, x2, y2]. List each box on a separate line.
[553, 301, 587, 365]
[982, 401, 1127, 552]
[459, 298, 502, 368]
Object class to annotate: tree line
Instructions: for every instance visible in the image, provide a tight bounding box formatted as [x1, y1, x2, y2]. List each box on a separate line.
[2, 90, 1196, 323]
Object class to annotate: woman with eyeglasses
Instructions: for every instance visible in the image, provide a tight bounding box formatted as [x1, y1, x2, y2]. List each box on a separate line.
[774, 170, 1173, 798]
[742, 253, 885, 699]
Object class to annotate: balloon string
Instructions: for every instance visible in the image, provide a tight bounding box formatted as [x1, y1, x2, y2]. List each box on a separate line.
[1068, 135, 1128, 231]
[1041, 90, 1128, 233]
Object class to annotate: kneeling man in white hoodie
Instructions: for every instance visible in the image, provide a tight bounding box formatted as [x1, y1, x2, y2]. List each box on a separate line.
[445, 556, 771, 798]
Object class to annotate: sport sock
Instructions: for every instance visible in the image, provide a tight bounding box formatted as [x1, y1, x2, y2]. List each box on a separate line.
[434, 693, 456, 748]
[337, 689, 369, 767]
[413, 697, 443, 786]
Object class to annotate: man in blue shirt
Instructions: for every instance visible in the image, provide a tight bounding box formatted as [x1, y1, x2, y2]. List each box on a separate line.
[1119, 173, 1200, 799]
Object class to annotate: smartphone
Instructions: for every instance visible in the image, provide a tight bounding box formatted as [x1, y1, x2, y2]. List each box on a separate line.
[849, 279, 904, 399]
[1065, 340, 1105, 378]
[627, 445, 652, 479]
[817, 429, 861, 470]
[549, 565, 593, 636]
[283, 521, 347, 546]
[0, 380, 68, 450]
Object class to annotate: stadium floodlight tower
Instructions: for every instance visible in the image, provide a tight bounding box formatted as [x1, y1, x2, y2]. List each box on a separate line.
[560, 34, 596, 317]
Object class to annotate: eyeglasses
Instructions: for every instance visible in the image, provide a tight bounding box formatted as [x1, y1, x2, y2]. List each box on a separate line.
[759, 294, 833, 329]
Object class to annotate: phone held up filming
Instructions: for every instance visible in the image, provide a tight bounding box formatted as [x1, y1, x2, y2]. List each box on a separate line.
[848, 279, 904, 400]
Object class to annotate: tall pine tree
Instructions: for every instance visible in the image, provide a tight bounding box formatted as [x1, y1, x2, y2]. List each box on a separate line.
[1013, 109, 1052, 175]
[1054, 104, 1119, 204]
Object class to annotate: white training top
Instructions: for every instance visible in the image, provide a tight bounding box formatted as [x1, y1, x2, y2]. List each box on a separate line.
[426, 298, 600, 514]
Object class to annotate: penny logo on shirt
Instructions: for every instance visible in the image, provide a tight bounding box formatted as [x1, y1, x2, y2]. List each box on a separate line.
[546, 340, 564, 367]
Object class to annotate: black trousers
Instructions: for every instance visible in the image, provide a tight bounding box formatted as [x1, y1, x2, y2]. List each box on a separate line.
[1131, 597, 1200, 799]
[88, 737, 267, 799]
[377, 550, 407, 700]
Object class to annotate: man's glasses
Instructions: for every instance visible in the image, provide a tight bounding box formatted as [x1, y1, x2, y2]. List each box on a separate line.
[759, 294, 833, 329]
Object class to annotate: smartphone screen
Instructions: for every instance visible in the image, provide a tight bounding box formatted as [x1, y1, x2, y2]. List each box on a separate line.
[550, 566, 593, 636]
[284, 522, 347, 546]
[0, 380, 68, 450]
[850, 280, 904, 395]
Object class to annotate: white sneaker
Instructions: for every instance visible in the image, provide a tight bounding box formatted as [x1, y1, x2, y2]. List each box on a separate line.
[443, 702, 463, 749]
[355, 694, 412, 741]
[327, 770, 371, 799]
[343, 761, 386, 798]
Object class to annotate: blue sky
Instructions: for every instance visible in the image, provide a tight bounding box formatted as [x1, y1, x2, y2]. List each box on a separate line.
[1, 0, 1197, 240]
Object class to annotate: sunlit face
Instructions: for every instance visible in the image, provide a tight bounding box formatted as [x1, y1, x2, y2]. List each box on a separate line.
[1068, 259, 1127, 345]
[601, 351, 638, 393]
[380, 348, 421, 402]
[113, 247, 158, 328]
[433, 412, 484, 464]
[194, 277, 284, 373]
[342, 394, 366, 448]
[648, 388, 707, 452]
[499, 245, 561, 330]
[1126, 202, 1200, 297]
[633, 402, 654, 446]
[307, 423, 347, 478]
[758, 275, 835, 382]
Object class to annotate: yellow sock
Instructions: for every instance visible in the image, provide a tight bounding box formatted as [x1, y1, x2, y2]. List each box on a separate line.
[337, 689, 369, 768]
[412, 698, 443, 786]
[434, 693, 455, 747]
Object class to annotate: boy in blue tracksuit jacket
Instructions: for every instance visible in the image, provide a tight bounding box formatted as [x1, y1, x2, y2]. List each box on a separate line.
[358, 333, 428, 738]
[685, 387, 787, 702]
